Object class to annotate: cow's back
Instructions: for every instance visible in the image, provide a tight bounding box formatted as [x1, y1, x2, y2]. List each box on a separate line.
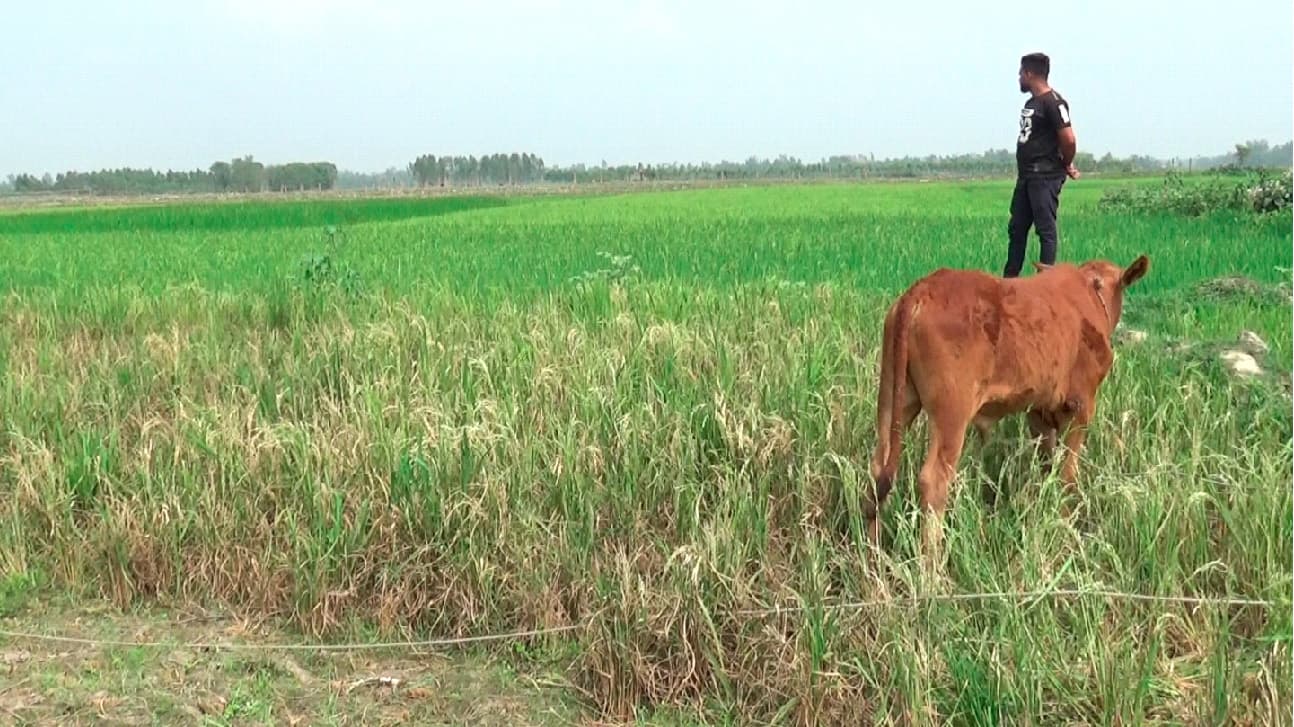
[902, 266, 1098, 415]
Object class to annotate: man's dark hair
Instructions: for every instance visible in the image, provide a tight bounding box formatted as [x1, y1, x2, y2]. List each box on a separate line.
[1021, 52, 1050, 78]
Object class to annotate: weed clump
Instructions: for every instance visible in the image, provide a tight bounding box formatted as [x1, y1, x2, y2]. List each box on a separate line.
[1193, 275, 1292, 304]
[294, 225, 363, 297]
[569, 251, 641, 286]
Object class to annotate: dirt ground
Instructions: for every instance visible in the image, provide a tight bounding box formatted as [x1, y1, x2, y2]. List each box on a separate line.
[0, 594, 590, 726]
[0, 177, 817, 211]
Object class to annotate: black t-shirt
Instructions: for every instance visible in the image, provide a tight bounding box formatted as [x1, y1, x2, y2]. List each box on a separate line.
[1016, 89, 1071, 178]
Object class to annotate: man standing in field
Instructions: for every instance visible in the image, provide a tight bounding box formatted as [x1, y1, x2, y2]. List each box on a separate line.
[1004, 52, 1079, 278]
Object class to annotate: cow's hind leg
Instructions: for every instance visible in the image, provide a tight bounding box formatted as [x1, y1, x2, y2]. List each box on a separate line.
[972, 414, 995, 446]
[1027, 408, 1059, 474]
[972, 413, 1003, 507]
[917, 398, 974, 575]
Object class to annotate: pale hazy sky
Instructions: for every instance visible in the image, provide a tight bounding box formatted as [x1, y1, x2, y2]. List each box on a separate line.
[3, 1, 1291, 176]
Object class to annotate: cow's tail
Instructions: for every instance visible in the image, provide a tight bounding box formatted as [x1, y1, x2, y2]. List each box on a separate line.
[870, 292, 913, 512]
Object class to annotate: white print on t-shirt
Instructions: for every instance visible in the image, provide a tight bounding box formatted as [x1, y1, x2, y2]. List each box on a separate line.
[1058, 103, 1070, 125]
[1018, 107, 1035, 144]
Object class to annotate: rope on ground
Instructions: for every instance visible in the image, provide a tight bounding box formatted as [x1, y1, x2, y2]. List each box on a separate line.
[0, 624, 582, 652]
[734, 588, 1276, 617]
[0, 588, 1275, 652]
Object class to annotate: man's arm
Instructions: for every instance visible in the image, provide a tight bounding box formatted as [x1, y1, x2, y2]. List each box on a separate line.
[1058, 127, 1076, 164]
[1053, 98, 1079, 178]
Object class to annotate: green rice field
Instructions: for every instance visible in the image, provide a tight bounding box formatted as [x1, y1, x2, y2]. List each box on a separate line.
[0, 177, 1290, 724]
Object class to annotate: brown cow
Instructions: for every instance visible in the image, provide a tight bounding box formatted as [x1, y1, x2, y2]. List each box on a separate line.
[867, 254, 1150, 564]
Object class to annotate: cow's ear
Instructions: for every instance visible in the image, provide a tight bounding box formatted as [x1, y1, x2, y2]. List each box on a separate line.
[1120, 255, 1149, 288]
[1033, 262, 1053, 273]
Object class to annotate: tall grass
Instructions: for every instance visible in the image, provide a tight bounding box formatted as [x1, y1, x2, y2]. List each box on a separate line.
[0, 180, 1289, 723]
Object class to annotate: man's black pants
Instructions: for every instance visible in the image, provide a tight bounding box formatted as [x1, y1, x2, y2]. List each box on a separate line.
[1004, 175, 1066, 278]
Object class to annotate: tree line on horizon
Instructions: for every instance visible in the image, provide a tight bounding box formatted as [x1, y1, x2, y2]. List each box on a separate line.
[5, 156, 338, 195]
[4, 140, 1290, 196]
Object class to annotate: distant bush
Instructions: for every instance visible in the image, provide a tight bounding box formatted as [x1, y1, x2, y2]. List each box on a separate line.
[1099, 169, 1292, 217]
[1247, 171, 1293, 214]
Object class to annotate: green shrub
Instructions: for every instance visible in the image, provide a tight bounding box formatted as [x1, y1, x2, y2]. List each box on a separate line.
[1100, 169, 1292, 216]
